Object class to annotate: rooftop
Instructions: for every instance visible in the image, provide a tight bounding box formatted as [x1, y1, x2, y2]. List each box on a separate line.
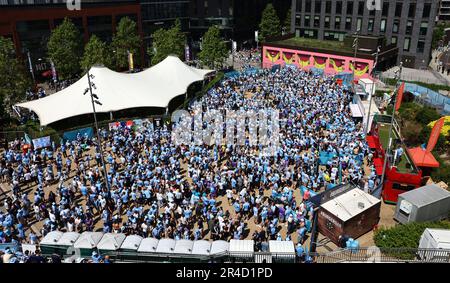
[320, 188, 381, 222]
[271, 37, 353, 53]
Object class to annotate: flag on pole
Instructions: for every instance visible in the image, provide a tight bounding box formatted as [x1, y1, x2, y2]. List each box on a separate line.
[24, 133, 32, 145]
[394, 82, 405, 111]
[426, 117, 445, 152]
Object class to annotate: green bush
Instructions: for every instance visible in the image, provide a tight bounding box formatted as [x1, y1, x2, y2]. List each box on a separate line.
[398, 102, 421, 121]
[414, 106, 441, 126]
[430, 153, 450, 185]
[374, 221, 450, 250]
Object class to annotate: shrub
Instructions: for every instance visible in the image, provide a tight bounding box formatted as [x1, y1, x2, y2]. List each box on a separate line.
[415, 106, 441, 126]
[375, 221, 450, 248]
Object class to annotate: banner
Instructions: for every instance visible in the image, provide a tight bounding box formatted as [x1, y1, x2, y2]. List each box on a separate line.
[298, 55, 310, 68]
[395, 82, 405, 111]
[185, 45, 190, 61]
[32, 136, 51, 149]
[128, 52, 134, 71]
[350, 62, 369, 77]
[329, 58, 344, 73]
[63, 127, 94, 142]
[282, 52, 295, 64]
[266, 50, 280, 63]
[313, 56, 327, 69]
[426, 117, 445, 152]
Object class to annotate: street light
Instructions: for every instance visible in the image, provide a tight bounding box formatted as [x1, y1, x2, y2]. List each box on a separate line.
[84, 69, 111, 193]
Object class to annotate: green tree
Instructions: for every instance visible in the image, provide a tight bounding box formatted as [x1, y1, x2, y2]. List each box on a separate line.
[198, 25, 228, 69]
[47, 18, 82, 80]
[283, 8, 292, 34]
[151, 19, 186, 65]
[112, 17, 142, 70]
[259, 3, 281, 42]
[0, 36, 30, 119]
[81, 35, 113, 71]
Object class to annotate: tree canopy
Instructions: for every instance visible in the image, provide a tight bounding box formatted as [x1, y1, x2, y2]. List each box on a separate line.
[81, 35, 113, 71]
[283, 8, 292, 34]
[198, 25, 228, 69]
[47, 18, 82, 80]
[0, 36, 30, 120]
[151, 19, 186, 66]
[112, 17, 142, 70]
[259, 3, 281, 42]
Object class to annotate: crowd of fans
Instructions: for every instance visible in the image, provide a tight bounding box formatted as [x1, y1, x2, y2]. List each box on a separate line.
[0, 66, 375, 262]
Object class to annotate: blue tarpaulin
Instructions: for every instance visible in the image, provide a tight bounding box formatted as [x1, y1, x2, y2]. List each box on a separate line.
[63, 127, 94, 142]
[319, 151, 337, 165]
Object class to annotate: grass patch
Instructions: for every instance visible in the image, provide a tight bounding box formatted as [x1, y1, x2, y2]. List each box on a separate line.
[273, 37, 352, 52]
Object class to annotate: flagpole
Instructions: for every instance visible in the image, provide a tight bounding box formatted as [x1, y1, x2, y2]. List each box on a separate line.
[380, 62, 403, 190]
[365, 46, 380, 134]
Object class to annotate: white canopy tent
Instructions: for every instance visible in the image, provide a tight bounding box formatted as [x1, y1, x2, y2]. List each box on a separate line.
[120, 235, 143, 251]
[137, 238, 159, 253]
[40, 231, 64, 245]
[73, 232, 104, 249]
[56, 232, 80, 247]
[97, 233, 126, 251]
[16, 56, 213, 126]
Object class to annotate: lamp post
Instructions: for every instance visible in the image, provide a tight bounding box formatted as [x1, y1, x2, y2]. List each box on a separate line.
[84, 69, 111, 192]
[352, 32, 359, 93]
[26, 51, 35, 85]
[380, 62, 403, 190]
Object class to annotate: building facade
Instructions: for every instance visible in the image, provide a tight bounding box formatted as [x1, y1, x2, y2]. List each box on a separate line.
[139, 0, 189, 45]
[0, 1, 143, 75]
[440, 0, 450, 21]
[291, 0, 440, 69]
[189, 0, 291, 43]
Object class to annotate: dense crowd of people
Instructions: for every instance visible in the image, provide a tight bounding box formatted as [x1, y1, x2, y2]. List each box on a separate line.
[0, 66, 375, 262]
[234, 49, 261, 71]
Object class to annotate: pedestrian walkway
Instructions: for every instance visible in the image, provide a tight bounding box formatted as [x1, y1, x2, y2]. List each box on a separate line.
[429, 49, 450, 86]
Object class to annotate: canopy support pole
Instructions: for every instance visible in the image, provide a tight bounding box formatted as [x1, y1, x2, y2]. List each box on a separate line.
[109, 112, 113, 120]
[165, 107, 169, 115]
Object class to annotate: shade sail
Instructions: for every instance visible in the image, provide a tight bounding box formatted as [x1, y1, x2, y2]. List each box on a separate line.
[16, 56, 213, 126]
[407, 147, 440, 168]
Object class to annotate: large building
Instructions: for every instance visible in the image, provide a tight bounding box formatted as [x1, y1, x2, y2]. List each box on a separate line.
[439, 0, 450, 21]
[139, 0, 189, 45]
[189, 0, 291, 44]
[291, 0, 440, 69]
[0, 0, 143, 76]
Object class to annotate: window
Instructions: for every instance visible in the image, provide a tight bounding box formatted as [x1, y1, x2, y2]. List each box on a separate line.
[336, 1, 342, 14]
[315, 1, 321, 14]
[296, 0, 302, 12]
[345, 17, 352, 30]
[326, 1, 331, 13]
[392, 183, 415, 191]
[393, 20, 399, 33]
[417, 40, 425, 53]
[357, 18, 362, 32]
[368, 18, 374, 32]
[358, 1, 364, 15]
[406, 21, 413, 35]
[324, 31, 345, 41]
[314, 15, 320, 27]
[423, 3, 431, 18]
[295, 15, 301, 26]
[304, 15, 311, 27]
[325, 16, 330, 28]
[305, 0, 311, 13]
[391, 36, 397, 45]
[347, 2, 354, 14]
[420, 22, 428, 36]
[380, 19, 386, 33]
[335, 16, 341, 29]
[408, 3, 416, 18]
[382, 2, 389, 16]
[403, 38, 411, 51]
[395, 2, 402, 17]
